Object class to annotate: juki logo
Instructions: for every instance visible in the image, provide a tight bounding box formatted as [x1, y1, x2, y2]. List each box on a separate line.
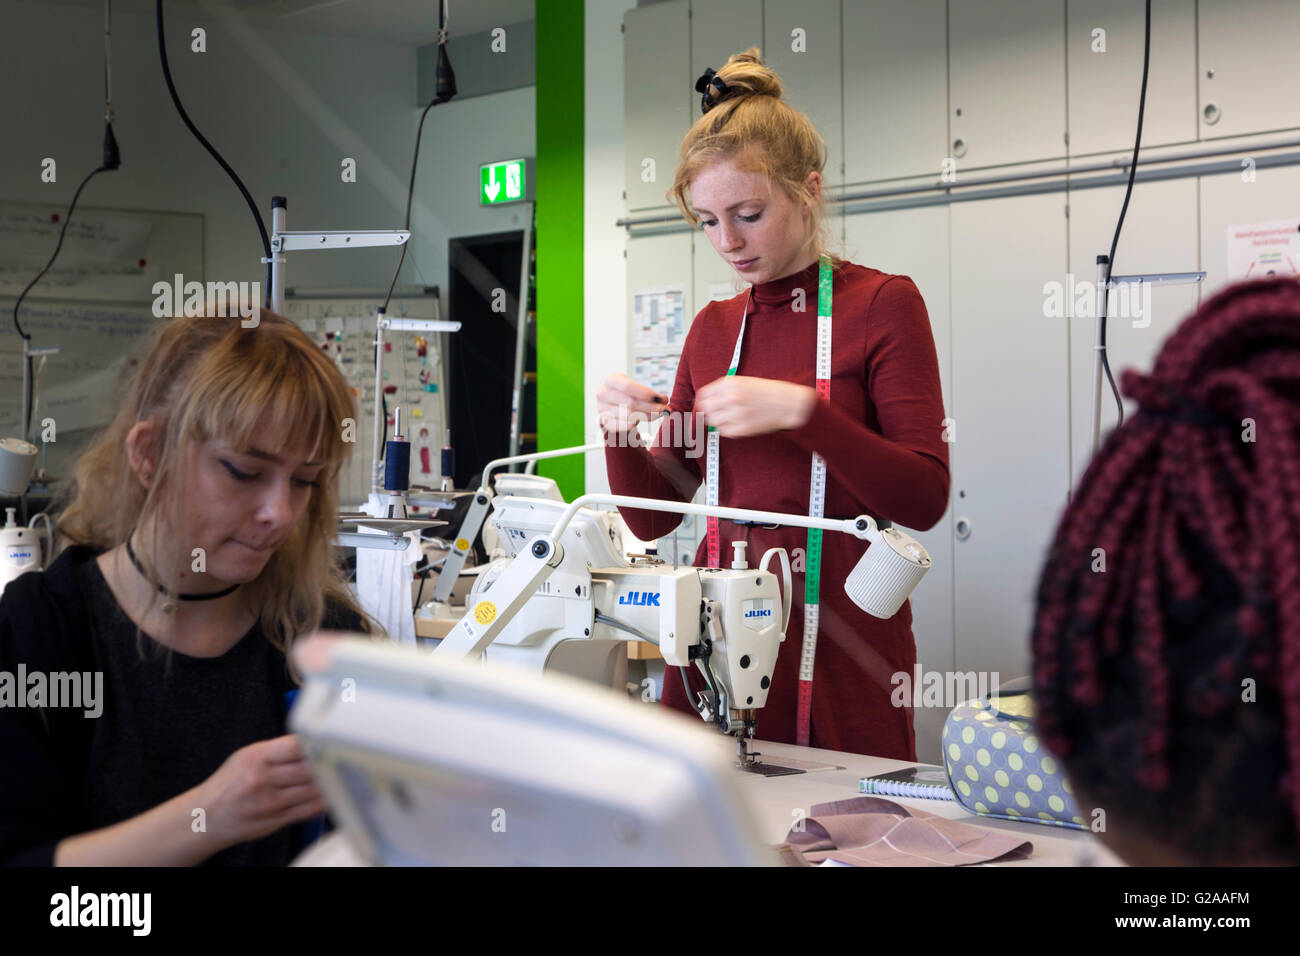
[8, 551, 33, 560]
[741, 597, 775, 632]
[618, 591, 660, 607]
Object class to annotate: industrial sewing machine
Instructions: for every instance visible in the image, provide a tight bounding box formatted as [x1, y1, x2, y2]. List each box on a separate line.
[433, 493, 933, 770]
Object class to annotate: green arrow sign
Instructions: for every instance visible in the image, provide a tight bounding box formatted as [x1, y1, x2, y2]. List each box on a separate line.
[480, 159, 527, 205]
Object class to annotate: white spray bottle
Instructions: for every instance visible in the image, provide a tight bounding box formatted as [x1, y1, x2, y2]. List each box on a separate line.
[0, 507, 43, 596]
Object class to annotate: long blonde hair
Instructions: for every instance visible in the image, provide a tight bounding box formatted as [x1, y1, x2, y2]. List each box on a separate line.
[53, 309, 378, 662]
[669, 47, 843, 272]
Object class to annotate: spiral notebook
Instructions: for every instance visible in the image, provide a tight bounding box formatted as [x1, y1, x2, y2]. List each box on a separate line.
[858, 764, 955, 801]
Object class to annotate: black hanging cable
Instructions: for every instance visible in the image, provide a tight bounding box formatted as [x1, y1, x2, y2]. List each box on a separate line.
[1100, 0, 1152, 429]
[155, 0, 271, 307]
[12, 0, 121, 449]
[380, 0, 457, 314]
[103, 0, 112, 110]
[12, 174, 109, 343]
[413, 568, 426, 612]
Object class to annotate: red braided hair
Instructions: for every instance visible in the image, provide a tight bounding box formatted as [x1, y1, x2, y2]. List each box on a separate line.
[1031, 277, 1300, 862]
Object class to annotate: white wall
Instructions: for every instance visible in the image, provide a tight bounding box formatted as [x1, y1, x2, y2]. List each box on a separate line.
[0, 1, 535, 327]
[583, 0, 638, 493]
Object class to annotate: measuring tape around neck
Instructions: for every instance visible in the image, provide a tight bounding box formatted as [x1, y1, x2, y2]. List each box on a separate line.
[704, 254, 831, 747]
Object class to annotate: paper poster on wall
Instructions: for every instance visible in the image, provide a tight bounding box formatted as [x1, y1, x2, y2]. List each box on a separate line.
[283, 293, 447, 508]
[633, 352, 680, 398]
[632, 288, 685, 349]
[1227, 220, 1300, 280]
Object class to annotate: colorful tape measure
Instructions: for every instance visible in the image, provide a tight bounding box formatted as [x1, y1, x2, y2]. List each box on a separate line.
[704, 254, 832, 746]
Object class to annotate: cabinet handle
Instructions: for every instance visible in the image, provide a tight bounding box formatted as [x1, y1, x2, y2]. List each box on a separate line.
[955, 517, 971, 540]
[1203, 103, 1221, 126]
[952, 138, 968, 159]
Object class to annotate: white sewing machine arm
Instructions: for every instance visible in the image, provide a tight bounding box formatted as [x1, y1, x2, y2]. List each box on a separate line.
[431, 494, 929, 736]
[431, 443, 603, 604]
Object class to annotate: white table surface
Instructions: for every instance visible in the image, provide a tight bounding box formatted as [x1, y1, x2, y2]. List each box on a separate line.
[295, 738, 1124, 867]
[739, 739, 1123, 866]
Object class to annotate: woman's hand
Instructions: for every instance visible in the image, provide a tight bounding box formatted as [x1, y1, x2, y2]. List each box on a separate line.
[597, 373, 668, 437]
[197, 734, 327, 850]
[695, 376, 817, 437]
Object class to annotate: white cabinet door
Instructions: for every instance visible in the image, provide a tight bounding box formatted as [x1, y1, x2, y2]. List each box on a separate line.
[1066, 0, 1197, 157]
[843, 0, 948, 185]
[1198, 0, 1300, 141]
[950, 192, 1069, 684]
[624, 1, 691, 212]
[691, 0, 764, 100]
[764, 0, 845, 191]
[846, 205, 954, 764]
[949, 0, 1067, 170]
[1066, 179, 1200, 493]
[1199, 165, 1300, 298]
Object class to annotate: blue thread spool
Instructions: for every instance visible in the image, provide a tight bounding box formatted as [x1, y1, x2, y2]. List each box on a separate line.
[385, 440, 411, 492]
[385, 407, 411, 492]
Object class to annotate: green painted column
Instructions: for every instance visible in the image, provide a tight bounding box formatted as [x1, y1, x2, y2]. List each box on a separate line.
[534, 0, 585, 499]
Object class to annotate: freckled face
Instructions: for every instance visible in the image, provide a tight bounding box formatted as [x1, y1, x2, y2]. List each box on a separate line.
[690, 158, 817, 285]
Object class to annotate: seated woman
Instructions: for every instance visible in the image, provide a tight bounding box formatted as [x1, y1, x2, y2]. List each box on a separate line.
[0, 309, 377, 866]
[1031, 277, 1300, 865]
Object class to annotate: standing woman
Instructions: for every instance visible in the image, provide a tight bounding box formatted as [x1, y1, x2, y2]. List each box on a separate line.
[0, 310, 376, 865]
[599, 49, 949, 759]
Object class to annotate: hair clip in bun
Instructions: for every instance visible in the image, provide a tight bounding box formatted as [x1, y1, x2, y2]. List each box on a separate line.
[694, 67, 731, 114]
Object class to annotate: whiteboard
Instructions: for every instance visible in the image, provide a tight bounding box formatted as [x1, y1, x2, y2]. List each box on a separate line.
[282, 290, 448, 510]
[0, 202, 203, 489]
[0, 201, 203, 303]
[0, 298, 164, 485]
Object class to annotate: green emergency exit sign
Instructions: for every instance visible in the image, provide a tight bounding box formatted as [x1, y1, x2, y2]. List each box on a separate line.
[480, 158, 530, 205]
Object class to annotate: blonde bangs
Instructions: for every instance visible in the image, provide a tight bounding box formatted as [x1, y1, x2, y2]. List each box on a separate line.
[185, 323, 353, 480]
[53, 308, 379, 670]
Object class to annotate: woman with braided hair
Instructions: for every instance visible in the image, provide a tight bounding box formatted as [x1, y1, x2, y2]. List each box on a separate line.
[1031, 277, 1300, 865]
[599, 48, 949, 758]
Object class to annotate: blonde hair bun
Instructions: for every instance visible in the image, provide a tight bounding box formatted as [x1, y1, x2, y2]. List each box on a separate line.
[672, 48, 842, 269]
[697, 48, 782, 114]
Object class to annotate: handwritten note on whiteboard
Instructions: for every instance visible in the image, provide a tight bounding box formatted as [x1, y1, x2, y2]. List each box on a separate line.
[0, 205, 153, 300]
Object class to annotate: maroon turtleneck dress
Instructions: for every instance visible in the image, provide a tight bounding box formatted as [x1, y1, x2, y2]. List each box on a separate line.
[605, 258, 949, 759]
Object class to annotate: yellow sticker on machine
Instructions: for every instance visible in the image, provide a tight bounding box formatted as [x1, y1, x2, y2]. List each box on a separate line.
[455, 538, 470, 551]
[473, 601, 498, 626]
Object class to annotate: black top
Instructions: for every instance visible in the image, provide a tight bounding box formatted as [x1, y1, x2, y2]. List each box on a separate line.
[0, 545, 364, 866]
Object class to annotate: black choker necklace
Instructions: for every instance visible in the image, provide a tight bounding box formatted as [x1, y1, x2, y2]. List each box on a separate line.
[125, 534, 240, 612]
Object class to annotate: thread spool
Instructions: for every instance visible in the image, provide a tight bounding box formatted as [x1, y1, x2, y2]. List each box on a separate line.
[384, 440, 411, 492]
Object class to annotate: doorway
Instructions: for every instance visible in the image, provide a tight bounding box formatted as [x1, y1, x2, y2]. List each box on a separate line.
[447, 231, 536, 490]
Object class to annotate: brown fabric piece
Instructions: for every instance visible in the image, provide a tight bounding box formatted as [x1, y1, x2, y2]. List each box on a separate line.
[779, 796, 1033, 867]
